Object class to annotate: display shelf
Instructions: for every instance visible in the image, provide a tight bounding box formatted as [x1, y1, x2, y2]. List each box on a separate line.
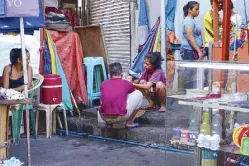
[169, 95, 249, 113]
[219, 145, 241, 155]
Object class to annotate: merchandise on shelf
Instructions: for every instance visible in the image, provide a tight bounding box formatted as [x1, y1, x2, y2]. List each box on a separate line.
[200, 111, 211, 135]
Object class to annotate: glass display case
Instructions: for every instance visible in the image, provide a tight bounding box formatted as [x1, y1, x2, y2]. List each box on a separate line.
[166, 60, 249, 166]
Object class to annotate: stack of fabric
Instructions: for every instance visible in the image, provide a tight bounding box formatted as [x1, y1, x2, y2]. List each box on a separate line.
[45, 12, 68, 24]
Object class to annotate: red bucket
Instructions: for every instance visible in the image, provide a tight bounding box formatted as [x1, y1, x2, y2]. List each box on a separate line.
[41, 74, 62, 104]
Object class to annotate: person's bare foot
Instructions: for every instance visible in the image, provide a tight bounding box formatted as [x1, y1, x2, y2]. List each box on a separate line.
[158, 106, 166, 112]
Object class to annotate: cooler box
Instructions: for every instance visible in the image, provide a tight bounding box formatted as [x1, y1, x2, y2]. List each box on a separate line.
[41, 74, 62, 104]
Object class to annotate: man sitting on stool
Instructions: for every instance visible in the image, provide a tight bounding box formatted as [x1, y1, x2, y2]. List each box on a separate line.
[100, 62, 143, 128]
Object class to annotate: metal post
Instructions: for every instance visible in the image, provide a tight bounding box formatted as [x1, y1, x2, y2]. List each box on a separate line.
[221, 0, 232, 61]
[213, 0, 219, 42]
[20, 17, 31, 166]
[161, 0, 166, 72]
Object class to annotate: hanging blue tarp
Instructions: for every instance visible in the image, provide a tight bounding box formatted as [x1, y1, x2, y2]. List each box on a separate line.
[5, 0, 39, 17]
[0, 0, 4, 16]
[138, 0, 150, 46]
[129, 19, 160, 78]
[0, 0, 44, 33]
[165, 0, 177, 31]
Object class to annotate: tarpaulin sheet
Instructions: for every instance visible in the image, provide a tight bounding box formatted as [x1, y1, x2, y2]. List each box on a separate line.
[0, 0, 44, 33]
[5, 0, 39, 17]
[49, 30, 88, 105]
[0, 0, 4, 16]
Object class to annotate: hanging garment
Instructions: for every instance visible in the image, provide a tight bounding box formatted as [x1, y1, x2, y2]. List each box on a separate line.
[49, 30, 88, 104]
[44, 31, 73, 111]
[46, 30, 57, 74]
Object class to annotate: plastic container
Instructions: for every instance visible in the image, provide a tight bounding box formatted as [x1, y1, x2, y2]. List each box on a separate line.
[189, 110, 200, 132]
[41, 74, 62, 104]
[241, 137, 249, 156]
[233, 125, 249, 147]
[211, 113, 223, 137]
[200, 112, 211, 135]
[201, 149, 217, 166]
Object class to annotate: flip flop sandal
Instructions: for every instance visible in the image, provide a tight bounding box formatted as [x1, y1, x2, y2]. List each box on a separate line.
[140, 105, 157, 110]
[126, 123, 140, 129]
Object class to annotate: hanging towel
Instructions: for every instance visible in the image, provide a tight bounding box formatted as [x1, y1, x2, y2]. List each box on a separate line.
[43, 38, 52, 74]
[46, 30, 57, 74]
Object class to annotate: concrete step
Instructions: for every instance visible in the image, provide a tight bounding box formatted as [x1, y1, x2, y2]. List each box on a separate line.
[80, 100, 192, 127]
[67, 117, 168, 144]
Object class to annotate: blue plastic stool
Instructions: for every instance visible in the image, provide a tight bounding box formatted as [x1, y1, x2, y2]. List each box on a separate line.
[84, 57, 108, 106]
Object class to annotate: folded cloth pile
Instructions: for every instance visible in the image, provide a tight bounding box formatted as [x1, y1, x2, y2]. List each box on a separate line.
[45, 12, 68, 24]
[3, 157, 24, 166]
[0, 88, 25, 100]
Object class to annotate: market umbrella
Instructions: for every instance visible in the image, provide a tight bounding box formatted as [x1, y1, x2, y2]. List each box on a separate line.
[2, 1, 40, 165]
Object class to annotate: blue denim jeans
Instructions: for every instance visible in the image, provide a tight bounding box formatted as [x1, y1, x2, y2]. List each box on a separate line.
[180, 49, 196, 89]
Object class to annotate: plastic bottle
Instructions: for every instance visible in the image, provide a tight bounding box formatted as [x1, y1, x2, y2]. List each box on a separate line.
[211, 112, 223, 137]
[189, 110, 200, 131]
[200, 112, 211, 135]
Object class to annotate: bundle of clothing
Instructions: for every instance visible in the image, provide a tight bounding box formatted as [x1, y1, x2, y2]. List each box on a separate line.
[45, 12, 68, 24]
[0, 88, 24, 100]
[45, 7, 80, 27]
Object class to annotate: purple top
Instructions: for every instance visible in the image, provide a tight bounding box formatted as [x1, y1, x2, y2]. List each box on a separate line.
[138, 69, 166, 84]
[100, 78, 135, 116]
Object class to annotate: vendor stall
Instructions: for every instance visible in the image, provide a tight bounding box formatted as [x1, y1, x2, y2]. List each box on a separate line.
[165, 0, 249, 165]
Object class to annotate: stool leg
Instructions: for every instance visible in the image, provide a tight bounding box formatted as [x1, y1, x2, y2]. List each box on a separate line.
[29, 109, 37, 138]
[94, 65, 101, 92]
[46, 110, 50, 138]
[63, 109, 68, 136]
[49, 106, 53, 138]
[87, 63, 94, 106]
[35, 111, 39, 137]
[100, 61, 108, 80]
[52, 110, 56, 134]
[57, 113, 63, 129]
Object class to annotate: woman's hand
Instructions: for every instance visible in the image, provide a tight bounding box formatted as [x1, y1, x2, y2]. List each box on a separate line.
[198, 51, 204, 60]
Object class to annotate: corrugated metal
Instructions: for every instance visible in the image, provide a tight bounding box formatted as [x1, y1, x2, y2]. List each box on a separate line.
[89, 0, 131, 71]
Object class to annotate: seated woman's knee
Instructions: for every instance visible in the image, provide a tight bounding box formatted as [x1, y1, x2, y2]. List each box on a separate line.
[156, 81, 166, 89]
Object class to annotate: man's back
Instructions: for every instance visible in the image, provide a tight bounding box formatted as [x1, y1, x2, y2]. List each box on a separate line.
[100, 78, 135, 116]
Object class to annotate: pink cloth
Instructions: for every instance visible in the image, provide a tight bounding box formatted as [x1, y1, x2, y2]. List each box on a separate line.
[100, 78, 135, 116]
[49, 30, 88, 104]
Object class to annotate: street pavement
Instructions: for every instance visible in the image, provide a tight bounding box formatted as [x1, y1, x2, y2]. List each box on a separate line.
[9, 135, 194, 166]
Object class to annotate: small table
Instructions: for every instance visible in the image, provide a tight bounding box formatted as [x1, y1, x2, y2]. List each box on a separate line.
[0, 99, 35, 159]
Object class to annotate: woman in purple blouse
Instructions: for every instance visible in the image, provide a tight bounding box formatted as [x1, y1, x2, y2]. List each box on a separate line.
[133, 52, 166, 112]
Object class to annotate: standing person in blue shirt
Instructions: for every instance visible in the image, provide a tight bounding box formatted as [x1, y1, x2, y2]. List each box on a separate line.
[181, 1, 205, 89]
[181, 1, 204, 61]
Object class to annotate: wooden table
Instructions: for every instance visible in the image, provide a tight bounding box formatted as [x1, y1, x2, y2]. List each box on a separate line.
[0, 99, 35, 159]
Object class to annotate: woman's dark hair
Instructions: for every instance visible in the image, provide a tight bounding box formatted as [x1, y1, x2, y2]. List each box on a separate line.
[109, 62, 123, 77]
[10, 48, 29, 65]
[145, 52, 163, 69]
[183, 1, 199, 17]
